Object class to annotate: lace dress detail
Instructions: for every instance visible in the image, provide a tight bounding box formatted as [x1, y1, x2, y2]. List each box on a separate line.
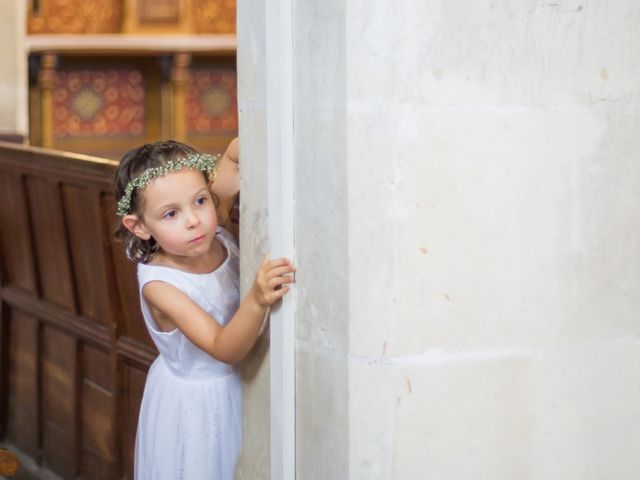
[134, 228, 242, 480]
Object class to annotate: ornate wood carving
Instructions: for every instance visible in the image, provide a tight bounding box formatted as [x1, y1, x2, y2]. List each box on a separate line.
[138, 0, 181, 24]
[28, 0, 236, 35]
[28, 0, 122, 34]
[192, 0, 236, 34]
[122, 0, 191, 34]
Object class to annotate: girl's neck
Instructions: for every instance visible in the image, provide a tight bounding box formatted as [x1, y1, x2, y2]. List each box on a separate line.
[149, 236, 226, 274]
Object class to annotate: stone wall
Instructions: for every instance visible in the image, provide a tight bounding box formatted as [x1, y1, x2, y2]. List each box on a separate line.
[235, 0, 270, 477]
[237, 1, 640, 478]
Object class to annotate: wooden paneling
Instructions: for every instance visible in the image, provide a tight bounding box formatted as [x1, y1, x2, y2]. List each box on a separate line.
[82, 447, 116, 480]
[81, 382, 115, 478]
[0, 172, 37, 292]
[106, 190, 151, 345]
[0, 142, 156, 479]
[26, 177, 76, 310]
[43, 422, 75, 478]
[6, 310, 39, 458]
[63, 185, 114, 326]
[83, 344, 112, 391]
[42, 326, 77, 478]
[81, 345, 115, 479]
[121, 363, 148, 480]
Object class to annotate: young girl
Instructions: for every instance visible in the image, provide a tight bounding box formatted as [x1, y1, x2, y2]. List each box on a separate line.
[114, 139, 294, 480]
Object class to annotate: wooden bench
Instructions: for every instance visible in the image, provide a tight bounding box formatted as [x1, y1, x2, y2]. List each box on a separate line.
[0, 142, 155, 479]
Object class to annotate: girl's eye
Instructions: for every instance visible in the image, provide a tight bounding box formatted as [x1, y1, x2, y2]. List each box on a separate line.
[163, 210, 177, 219]
[196, 196, 208, 206]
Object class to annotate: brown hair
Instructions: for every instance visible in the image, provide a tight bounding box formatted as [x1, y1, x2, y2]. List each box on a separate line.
[114, 140, 202, 263]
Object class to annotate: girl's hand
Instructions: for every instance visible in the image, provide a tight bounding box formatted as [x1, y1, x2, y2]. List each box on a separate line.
[250, 255, 296, 308]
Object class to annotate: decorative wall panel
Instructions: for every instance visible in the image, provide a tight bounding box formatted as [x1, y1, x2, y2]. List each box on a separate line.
[30, 52, 237, 159]
[187, 66, 238, 135]
[54, 70, 146, 139]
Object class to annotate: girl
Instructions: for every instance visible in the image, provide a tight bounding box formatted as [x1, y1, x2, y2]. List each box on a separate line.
[115, 139, 294, 480]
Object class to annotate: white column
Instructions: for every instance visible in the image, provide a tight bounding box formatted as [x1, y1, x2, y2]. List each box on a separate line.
[265, 0, 296, 479]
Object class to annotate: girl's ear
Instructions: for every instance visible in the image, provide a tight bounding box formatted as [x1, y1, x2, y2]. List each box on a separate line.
[122, 215, 151, 240]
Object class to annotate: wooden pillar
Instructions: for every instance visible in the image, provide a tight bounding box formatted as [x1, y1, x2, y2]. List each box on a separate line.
[38, 53, 57, 149]
[171, 52, 191, 142]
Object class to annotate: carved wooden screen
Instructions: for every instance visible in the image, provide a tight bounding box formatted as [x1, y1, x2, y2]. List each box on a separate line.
[27, 0, 235, 34]
[0, 143, 155, 479]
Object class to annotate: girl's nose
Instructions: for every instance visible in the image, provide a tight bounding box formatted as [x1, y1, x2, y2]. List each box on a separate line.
[185, 209, 201, 228]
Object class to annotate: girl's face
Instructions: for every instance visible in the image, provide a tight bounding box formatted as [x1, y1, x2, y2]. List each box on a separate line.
[132, 168, 218, 264]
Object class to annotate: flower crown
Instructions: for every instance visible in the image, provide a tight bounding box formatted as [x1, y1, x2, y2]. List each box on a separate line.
[116, 152, 220, 216]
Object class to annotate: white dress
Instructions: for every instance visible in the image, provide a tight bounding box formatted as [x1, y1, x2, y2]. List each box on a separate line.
[134, 228, 242, 480]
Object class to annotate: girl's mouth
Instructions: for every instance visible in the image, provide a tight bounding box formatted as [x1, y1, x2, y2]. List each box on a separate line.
[190, 234, 206, 244]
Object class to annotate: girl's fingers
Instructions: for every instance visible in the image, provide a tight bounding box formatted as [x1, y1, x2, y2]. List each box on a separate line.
[267, 275, 294, 288]
[260, 283, 291, 307]
[259, 256, 292, 273]
[255, 256, 295, 305]
[273, 286, 290, 299]
[266, 264, 296, 278]
[267, 257, 293, 269]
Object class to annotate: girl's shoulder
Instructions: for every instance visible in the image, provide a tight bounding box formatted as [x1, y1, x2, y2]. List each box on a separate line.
[137, 261, 190, 292]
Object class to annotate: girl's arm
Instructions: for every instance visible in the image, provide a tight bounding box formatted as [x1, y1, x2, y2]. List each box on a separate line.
[212, 137, 239, 235]
[142, 255, 294, 365]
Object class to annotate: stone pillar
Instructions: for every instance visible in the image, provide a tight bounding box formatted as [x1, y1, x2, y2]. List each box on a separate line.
[0, 0, 28, 141]
[238, 1, 640, 479]
[237, 0, 349, 478]
[234, 0, 271, 478]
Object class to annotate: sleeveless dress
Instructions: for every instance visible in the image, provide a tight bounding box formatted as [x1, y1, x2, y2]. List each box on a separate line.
[134, 228, 242, 480]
